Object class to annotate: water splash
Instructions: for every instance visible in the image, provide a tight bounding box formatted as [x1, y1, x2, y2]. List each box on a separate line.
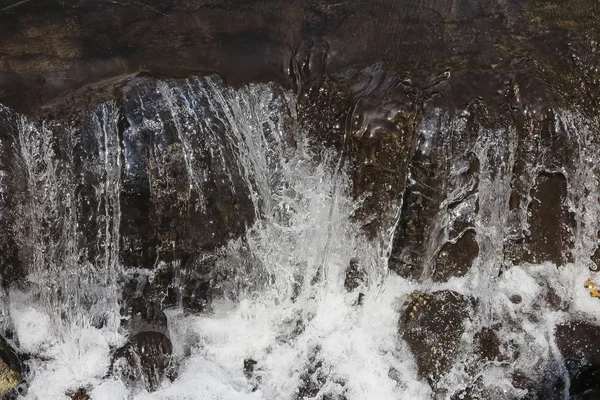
[4, 76, 600, 399]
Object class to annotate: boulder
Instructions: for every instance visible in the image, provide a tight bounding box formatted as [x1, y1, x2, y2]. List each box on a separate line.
[111, 331, 174, 392]
[399, 290, 471, 383]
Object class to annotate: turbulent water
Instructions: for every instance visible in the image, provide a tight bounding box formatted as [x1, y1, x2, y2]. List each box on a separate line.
[2, 76, 600, 399]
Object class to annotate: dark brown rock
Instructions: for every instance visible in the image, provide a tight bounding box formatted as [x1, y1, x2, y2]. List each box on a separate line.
[297, 68, 419, 241]
[399, 290, 471, 383]
[0, 107, 24, 287]
[433, 230, 479, 282]
[119, 77, 258, 269]
[388, 103, 481, 282]
[111, 331, 174, 392]
[473, 327, 501, 362]
[506, 172, 574, 266]
[388, 122, 447, 280]
[1, 0, 598, 118]
[555, 322, 600, 398]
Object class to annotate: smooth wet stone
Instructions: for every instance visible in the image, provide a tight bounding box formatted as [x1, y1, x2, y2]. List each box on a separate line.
[399, 290, 471, 383]
[388, 105, 480, 282]
[388, 114, 448, 280]
[555, 322, 600, 398]
[433, 230, 479, 282]
[111, 331, 174, 392]
[1, 0, 598, 120]
[506, 172, 574, 267]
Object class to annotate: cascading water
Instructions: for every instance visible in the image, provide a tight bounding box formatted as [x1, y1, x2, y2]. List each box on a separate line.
[14, 104, 123, 335]
[1, 74, 600, 400]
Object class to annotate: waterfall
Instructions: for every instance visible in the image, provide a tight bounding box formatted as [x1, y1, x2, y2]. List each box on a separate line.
[15, 103, 123, 335]
[2, 75, 600, 399]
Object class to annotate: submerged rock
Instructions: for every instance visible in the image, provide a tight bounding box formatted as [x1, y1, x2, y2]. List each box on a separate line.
[473, 327, 501, 362]
[66, 388, 90, 400]
[555, 322, 600, 399]
[294, 346, 347, 400]
[343, 258, 367, 292]
[111, 331, 174, 392]
[399, 290, 471, 384]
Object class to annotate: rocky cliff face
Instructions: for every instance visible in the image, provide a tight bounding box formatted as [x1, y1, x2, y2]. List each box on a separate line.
[1, 0, 600, 398]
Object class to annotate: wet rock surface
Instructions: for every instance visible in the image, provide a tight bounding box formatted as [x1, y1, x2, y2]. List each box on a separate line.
[555, 322, 600, 399]
[506, 172, 574, 266]
[473, 327, 501, 362]
[0, 0, 600, 398]
[399, 290, 471, 384]
[0, 336, 22, 399]
[66, 388, 90, 400]
[433, 230, 479, 282]
[343, 258, 367, 293]
[111, 331, 174, 392]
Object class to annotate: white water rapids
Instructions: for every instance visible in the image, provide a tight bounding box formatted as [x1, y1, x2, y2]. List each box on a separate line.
[3, 77, 600, 399]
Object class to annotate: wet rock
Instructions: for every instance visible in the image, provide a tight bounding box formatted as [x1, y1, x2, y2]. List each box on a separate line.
[0, 336, 22, 399]
[388, 113, 448, 280]
[388, 104, 481, 282]
[544, 285, 569, 311]
[296, 348, 326, 400]
[506, 172, 574, 267]
[2, 0, 598, 119]
[293, 346, 347, 400]
[399, 290, 471, 383]
[343, 258, 366, 292]
[433, 230, 479, 282]
[243, 358, 261, 392]
[111, 331, 174, 392]
[509, 294, 523, 304]
[297, 69, 418, 241]
[243, 358, 257, 379]
[555, 322, 600, 399]
[120, 251, 227, 328]
[473, 327, 501, 362]
[66, 388, 90, 400]
[120, 271, 169, 336]
[119, 78, 259, 269]
[0, 107, 26, 287]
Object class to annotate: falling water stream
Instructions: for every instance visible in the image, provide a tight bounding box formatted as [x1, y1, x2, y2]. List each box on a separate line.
[2, 76, 600, 399]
